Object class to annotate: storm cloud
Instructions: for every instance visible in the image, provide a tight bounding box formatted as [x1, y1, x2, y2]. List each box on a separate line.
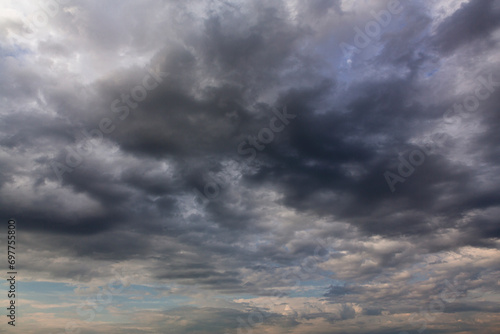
[1, 0, 499, 333]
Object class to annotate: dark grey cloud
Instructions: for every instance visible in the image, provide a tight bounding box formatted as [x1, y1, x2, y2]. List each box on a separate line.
[432, 0, 500, 54]
[1, 0, 499, 333]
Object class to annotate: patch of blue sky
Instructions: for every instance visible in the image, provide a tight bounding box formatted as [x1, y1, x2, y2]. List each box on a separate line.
[426, 68, 439, 77]
[105, 284, 193, 310]
[11, 281, 76, 304]
[216, 293, 257, 301]
[287, 278, 343, 298]
[0, 44, 31, 59]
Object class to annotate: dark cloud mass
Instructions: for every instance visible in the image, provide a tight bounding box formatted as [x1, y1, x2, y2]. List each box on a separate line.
[0, 0, 500, 333]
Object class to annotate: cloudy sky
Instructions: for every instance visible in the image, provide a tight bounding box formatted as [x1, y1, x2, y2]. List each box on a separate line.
[1, 0, 500, 333]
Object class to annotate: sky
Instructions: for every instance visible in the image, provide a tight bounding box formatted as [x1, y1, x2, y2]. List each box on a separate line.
[0, 0, 500, 333]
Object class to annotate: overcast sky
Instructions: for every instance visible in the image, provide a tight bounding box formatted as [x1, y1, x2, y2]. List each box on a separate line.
[1, 0, 500, 333]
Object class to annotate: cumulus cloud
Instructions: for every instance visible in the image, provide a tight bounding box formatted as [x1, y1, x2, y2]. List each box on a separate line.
[1, 0, 499, 333]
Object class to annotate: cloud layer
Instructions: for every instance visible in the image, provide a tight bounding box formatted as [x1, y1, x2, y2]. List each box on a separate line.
[1, 0, 499, 333]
